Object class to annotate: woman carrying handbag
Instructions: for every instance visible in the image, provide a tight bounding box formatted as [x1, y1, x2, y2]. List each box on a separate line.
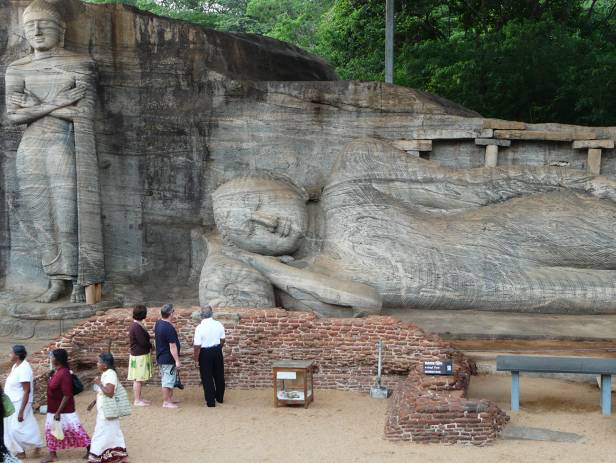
[86, 353, 129, 463]
[42, 349, 90, 463]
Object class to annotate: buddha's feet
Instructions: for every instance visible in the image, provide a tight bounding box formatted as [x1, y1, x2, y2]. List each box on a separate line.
[71, 284, 86, 303]
[36, 280, 66, 303]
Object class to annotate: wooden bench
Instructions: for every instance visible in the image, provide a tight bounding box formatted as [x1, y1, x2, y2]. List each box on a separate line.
[496, 355, 616, 416]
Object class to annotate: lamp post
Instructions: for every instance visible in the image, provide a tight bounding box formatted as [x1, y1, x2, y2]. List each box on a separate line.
[385, 0, 394, 84]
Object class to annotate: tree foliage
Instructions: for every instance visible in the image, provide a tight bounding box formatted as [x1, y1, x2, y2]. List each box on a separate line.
[86, 0, 616, 125]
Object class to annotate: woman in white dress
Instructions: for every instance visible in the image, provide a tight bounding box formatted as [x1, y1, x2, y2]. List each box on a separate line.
[87, 353, 129, 463]
[3, 345, 43, 459]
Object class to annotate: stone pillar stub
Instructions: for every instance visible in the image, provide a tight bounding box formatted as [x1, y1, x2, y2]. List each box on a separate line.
[485, 144, 499, 167]
[588, 148, 602, 175]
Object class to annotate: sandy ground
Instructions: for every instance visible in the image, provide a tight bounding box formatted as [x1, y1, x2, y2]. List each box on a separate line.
[13, 375, 616, 463]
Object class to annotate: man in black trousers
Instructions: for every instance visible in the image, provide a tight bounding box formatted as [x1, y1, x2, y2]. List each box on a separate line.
[193, 305, 226, 407]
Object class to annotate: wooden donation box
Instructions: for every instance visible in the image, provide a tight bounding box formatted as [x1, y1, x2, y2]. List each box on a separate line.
[272, 360, 315, 408]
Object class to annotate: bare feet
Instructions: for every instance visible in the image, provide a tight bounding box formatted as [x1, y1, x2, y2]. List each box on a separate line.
[162, 401, 179, 409]
[133, 400, 150, 407]
[71, 284, 86, 303]
[36, 280, 66, 303]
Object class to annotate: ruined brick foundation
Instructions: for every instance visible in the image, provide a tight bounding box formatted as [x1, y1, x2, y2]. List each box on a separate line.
[3, 307, 508, 445]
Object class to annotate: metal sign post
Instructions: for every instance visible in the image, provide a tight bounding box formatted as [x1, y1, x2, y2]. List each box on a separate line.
[370, 340, 389, 399]
[385, 0, 394, 84]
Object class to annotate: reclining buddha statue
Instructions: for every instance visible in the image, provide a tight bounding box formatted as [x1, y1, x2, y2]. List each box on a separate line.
[200, 137, 616, 317]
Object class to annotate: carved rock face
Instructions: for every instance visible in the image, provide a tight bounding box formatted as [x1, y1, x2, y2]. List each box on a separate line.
[24, 19, 62, 51]
[212, 176, 308, 256]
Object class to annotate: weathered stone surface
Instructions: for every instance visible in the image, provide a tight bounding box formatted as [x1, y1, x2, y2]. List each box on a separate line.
[3, 0, 616, 318]
[0, 0, 338, 304]
[391, 139, 432, 152]
[482, 118, 526, 130]
[474, 138, 512, 147]
[572, 139, 615, 149]
[587, 148, 602, 175]
[6, 0, 104, 305]
[203, 137, 616, 316]
[502, 426, 583, 443]
[484, 144, 498, 166]
[495, 129, 597, 141]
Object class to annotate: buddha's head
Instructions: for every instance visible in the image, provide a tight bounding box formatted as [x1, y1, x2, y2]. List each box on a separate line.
[23, 0, 66, 51]
[213, 173, 308, 256]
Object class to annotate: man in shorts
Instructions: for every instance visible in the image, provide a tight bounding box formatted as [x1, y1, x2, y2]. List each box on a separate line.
[154, 304, 181, 408]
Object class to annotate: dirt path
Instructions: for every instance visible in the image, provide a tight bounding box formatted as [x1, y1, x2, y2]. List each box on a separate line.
[12, 375, 615, 463]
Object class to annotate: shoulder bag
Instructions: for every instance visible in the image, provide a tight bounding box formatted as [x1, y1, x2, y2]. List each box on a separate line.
[101, 382, 132, 419]
[71, 372, 85, 396]
[2, 392, 15, 417]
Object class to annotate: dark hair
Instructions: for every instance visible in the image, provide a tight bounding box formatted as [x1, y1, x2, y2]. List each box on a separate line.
[133, 304, 148, 321]
[52, 348, 69, 368]
[12, 344, 27, 361]
[98, 352, 115, 370]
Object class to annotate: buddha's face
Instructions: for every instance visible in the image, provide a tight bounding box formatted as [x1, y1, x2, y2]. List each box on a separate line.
[213, 178, 307, 256]
[24, 19, 63, 51]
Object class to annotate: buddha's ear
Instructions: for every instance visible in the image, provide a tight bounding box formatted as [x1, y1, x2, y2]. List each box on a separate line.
[58, 25, 65, 48]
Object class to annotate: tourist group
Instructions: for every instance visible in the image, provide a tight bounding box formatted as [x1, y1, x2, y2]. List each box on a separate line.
[1, 304, 225, 463]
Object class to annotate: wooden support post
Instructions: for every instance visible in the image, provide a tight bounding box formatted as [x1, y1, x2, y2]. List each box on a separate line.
[85, 283, 102, 305]
[485, 144, 499, 167]
[85, 285, 97, 305]
[511, 371, 520, 412]
[95, 283, 102, 303]
[587, 148, 602, 175]
[601, 374, 611, 416]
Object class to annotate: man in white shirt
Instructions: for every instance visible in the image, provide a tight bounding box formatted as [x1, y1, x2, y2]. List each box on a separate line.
[193, 305, 226, 407]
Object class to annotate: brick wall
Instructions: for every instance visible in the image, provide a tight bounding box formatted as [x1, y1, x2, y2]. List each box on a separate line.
[384, 365, 509, 445]
[2, 307, 508, 445]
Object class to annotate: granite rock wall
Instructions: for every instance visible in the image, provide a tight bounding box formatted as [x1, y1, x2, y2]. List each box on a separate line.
[2, 0, 616, 310]
[0, 0, 337, 301]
